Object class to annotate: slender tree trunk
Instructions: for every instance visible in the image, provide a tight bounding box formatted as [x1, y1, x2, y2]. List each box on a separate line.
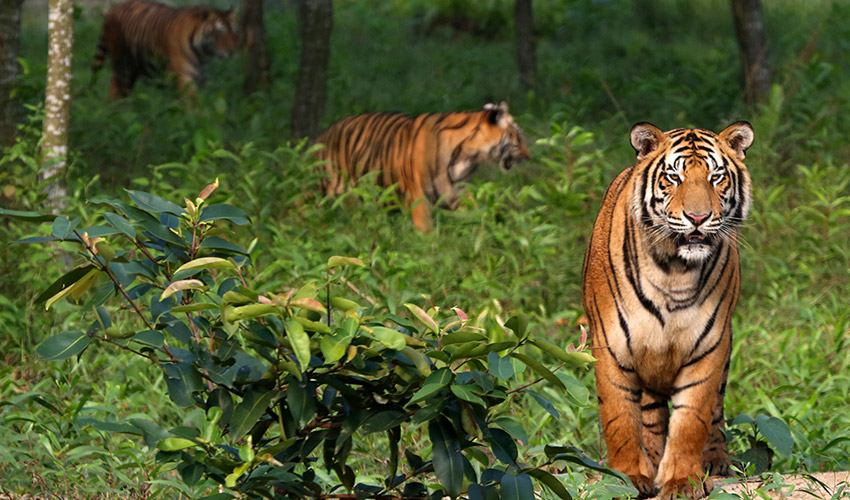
[290, 0, 332, 140]
[240, 0, 270, 94]
[514, 0, 536, 90]
[41, 0, 74, 208]
[731, 0, 771, 104]
[0, 0, 24, 147]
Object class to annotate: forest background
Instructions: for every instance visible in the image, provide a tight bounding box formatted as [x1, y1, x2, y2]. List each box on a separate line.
[1, 0, 849, 499]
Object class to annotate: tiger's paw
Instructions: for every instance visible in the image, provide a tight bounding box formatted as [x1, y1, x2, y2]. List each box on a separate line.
[628, 473, 658, 499]
[703, 454, 731, 476]
[657, 476, 713, 500]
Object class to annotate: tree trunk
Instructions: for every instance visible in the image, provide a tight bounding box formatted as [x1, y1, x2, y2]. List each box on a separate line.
[240, 0, 270, 94]
[514, 0, 536, 90]
[41, 0, 74, 208]
[731, 0, 771, 104]
[0, 0, 24, 147]
[290, 0, 332, 140]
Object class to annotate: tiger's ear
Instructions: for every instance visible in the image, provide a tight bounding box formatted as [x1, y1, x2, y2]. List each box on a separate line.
[484, 101, 510, 127]
[630, 122, 665, 160]
[227, 8, 237, 23]
[718, 121, 754, 160]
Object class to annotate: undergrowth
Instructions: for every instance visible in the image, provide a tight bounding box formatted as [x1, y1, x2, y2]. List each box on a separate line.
[2, 0, 850, 497]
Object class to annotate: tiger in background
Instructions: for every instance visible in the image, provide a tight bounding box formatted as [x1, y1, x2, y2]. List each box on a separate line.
[91, 0, 238, 99]
[315, 102, 530, 232]
[581, 122, 754, 499]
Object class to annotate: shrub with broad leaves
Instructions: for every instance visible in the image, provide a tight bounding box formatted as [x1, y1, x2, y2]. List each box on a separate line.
[1, 185, 631, 500]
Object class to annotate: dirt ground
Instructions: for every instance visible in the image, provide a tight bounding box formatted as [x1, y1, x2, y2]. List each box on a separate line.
[646, 471, 850, 499]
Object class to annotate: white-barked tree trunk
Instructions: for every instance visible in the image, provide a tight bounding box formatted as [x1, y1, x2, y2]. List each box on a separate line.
[41, 0, 74, 208]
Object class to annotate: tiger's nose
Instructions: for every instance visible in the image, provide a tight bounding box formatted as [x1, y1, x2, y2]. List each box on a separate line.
[684, 212, 710, 226]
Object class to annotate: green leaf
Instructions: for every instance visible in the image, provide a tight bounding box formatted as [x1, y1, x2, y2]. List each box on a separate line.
[450, 384, 486, 407]
[493, 416, 528, 445]
[199, 203, 250, 225]
[531, 338, 597, 366]
[36, 331, 92, 360]
[199, 236, 248, 255]
[0, 207, 54, 222]
[544, 445, 631, 483]
[45, 268, 99, 309]
[132, 330, 164, 346]
[526, 469, 572, 500]
[157, 437, 197, 451]
[227, 303, 278, 321]
[755, 415, 793, 456]
[327, 255, 366, 268]
[505, 314, 529, 338]
[34, 265, 96, 305]
[442, 331, 487, 345]
[429, 419, 463, 499]
[731, 413, 755, 426]
[171, 303, 219, 313]
[287, 380, 316, 428]
[362, 410, 408, 434]
[126, 189, 185, 216]
[198, 494, 235, 500]
[510, 352, 566, 392]
[526, 390, 560, 419]
[52, 215, 78, 239]
[558, 373, 590, 406]
[486, 427, 518, 465]
[500, 472, 534, 500]
[162, 362, 202, 408]
[103, 212, 136, 239]
[404, 303, 439, 334]
[292, 316, 332, 334]
[401, 346, 432, 376]
[488, 351, 514, 380]
[320, 331, 353, 364]
[230, 388, 277, 440]
[407, 368, 453, 405]
[370, 326, 406, 350]
[160, 279, 205, 301]
[174, 257, 235, 274]
[286, 320, 312, 371]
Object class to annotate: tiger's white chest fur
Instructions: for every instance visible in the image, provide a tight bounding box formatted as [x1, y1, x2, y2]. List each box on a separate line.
[612, 249, 716, 390]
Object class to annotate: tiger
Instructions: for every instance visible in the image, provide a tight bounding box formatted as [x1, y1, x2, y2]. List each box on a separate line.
[315, 102, 530, 232]
[581, 122, 754, 500]
[91, 0, 238, 99]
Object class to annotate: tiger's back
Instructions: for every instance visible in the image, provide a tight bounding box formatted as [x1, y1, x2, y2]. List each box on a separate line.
[581, 122, 754, 500]
[316, 103, 529, 232]
[92, 0, 237, 99]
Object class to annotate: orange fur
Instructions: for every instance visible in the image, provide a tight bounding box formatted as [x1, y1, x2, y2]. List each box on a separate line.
[316, 102, 530, 232]
[92, 0, 238, 99]
[581, 122, 754, 500]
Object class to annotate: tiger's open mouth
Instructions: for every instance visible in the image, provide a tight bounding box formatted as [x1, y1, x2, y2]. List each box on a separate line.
[676, 232, 712, 247]
[500, 154, 528, 172]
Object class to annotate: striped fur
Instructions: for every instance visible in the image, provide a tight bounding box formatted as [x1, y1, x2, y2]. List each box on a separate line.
[91, 0, 238, 99]
[581, 122, 754, 500]
[316, 102, 530, 232]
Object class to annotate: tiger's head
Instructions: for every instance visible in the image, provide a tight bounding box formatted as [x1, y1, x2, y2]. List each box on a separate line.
[190, 7, 239, 59]
[482, 102, 530, 172]
[630, 122, 754, 263]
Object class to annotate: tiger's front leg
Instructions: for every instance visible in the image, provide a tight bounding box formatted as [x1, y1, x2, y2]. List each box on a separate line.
[410, 198, 433, 232]
[595, 354, 657, 498]
[655, 366, 727, 500]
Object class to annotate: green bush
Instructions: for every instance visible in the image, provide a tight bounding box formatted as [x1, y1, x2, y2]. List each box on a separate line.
[2, 186, 631, 499]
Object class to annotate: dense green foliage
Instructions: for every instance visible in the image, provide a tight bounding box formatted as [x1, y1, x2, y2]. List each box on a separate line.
[2, 0, 850, 498]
